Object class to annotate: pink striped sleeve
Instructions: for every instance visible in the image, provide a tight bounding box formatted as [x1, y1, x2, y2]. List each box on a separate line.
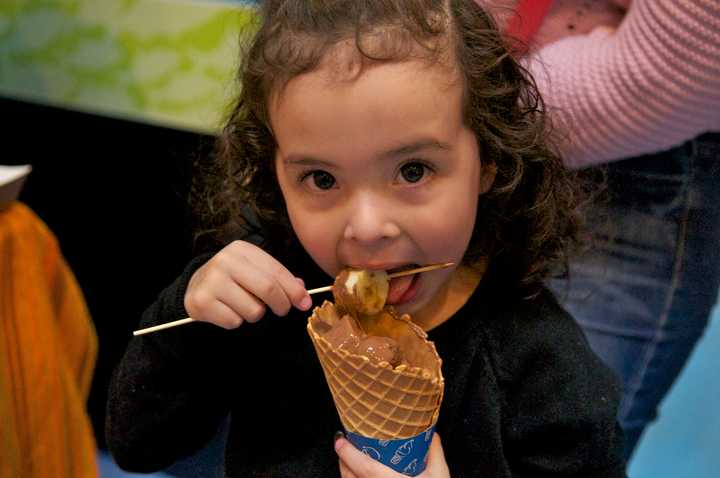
[525, 0, 720, 168]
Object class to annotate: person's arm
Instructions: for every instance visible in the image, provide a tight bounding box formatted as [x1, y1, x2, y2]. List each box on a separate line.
[105, 254, 239, 472]
[526, 0, 720, 168]
[490, 290, 627, 477]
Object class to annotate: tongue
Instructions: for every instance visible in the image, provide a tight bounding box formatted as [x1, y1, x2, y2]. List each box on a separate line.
[386, 275, 414, 305]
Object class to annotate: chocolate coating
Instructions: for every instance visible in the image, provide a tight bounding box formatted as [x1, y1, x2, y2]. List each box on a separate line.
[357, 336, 404, 367]
[333, 268, 389, 316]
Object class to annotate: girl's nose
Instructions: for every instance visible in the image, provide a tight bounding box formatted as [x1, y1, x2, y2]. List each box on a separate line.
[343, 193, 401, 243]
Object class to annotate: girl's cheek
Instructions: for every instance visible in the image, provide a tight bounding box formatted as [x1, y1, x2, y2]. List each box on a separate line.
[295, 223, 339, 271]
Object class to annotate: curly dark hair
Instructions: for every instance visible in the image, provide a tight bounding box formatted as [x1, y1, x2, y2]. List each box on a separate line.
[191, 0, 588, 291]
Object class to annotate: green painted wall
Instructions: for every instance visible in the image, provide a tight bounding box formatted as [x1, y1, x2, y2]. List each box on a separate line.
[0, 1, 257, 133]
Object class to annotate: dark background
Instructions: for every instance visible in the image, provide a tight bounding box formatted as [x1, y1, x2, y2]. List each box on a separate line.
[3, 96, 213, 448]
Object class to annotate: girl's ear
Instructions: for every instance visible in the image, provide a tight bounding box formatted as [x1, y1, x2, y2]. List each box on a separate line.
[478, 162, 497, 195]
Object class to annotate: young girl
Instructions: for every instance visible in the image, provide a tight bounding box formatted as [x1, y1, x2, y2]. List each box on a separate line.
[106, 1, 626, 476]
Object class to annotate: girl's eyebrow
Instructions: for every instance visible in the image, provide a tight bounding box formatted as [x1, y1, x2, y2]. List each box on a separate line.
[282, 138, 452, 167]
[283, 155, 335, 168]
[381, 139, 452, 159]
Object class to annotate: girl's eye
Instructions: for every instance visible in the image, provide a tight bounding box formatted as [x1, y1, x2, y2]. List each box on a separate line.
[398, 162, 431, 184]
[301, 170, 336, 190]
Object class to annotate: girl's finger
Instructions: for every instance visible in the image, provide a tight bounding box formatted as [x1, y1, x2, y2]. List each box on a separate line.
[202, 299, 244, 329]
[335, 437, 389, 477]
[244, 247, 312, 311]
[228, 266, 291, 317]
[220, 242, 298, 315]
[425, 433, 450, 477]
[339, 459, 359, 478]
[215, 282, 268, 323]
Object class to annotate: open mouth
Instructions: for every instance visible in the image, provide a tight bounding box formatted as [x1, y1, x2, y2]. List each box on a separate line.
[386, 264, 424, 305]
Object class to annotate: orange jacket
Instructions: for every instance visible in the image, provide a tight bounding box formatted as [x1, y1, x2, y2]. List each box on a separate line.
[0, 202, 98, 478]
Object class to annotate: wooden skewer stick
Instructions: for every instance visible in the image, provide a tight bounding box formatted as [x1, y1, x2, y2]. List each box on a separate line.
[133, 318, 195, 336]
[306, 262, 455, 294]
[132, 262, 455, 336]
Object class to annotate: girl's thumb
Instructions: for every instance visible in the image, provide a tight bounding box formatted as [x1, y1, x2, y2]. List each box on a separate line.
[425, 433, 450, 477]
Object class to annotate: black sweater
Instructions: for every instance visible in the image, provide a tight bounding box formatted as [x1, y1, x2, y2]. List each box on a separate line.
[107, 252, 626, 477]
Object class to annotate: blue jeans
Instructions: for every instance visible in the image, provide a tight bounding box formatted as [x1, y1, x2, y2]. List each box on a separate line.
[549, 133, 720, 460]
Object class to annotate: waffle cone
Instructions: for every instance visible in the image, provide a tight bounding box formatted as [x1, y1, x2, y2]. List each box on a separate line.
[307, 301, 444, 439]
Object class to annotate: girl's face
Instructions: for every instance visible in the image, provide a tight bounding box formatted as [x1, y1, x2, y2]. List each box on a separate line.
[271, 49, 495, 316]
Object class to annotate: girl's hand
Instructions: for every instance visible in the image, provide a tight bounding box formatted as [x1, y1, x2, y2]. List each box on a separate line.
[335, 433, 450, 478]
[184, 240, 312, 329]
